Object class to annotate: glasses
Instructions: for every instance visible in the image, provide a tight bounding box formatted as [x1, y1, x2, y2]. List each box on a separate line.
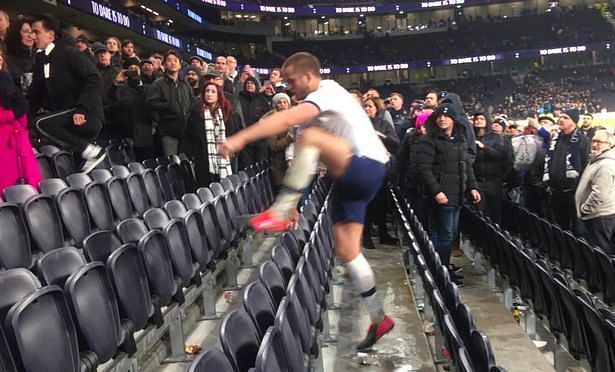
[592, 139, 610, 145]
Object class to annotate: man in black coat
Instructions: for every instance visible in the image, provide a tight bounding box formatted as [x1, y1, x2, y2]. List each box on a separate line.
[146, 50, 193, 156]
[472, 112, 506, 224]
[29, 13, 106, 173]
[238, 76, 271, 168]
[416, 103, 481, 285]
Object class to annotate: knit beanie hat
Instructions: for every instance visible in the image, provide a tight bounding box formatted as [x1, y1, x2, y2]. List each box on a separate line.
[272, 92, 291, 107]
[563, 108, 580, 124]
[122, 57, 141, 70]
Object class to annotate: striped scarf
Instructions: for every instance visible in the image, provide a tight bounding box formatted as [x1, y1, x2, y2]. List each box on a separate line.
[203, 107, 232, 178]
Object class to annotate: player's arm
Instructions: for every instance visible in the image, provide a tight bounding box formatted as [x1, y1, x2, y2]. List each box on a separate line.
[220, 102, 320, 158]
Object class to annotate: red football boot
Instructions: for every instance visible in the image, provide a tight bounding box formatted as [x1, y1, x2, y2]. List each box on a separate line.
[356, 315, 395, 351]
[249, 209, 292, 232]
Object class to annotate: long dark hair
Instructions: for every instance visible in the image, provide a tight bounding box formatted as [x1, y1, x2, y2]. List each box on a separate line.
[5, 17, 34, 55]
[200, 82, 232, 122]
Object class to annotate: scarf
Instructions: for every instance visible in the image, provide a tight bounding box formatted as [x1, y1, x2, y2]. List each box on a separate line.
[543, 127, 582, 183]
[203, 107, 232, 178]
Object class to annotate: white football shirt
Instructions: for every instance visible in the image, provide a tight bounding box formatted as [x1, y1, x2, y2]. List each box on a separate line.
[302, 80, 389, 165]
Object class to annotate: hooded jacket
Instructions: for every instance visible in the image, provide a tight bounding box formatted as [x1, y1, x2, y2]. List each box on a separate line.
[472, 113, 506, 182]
[416, 103, 478, 206]
[438, 92, 477, 162]
[575, 147, 615, 220]
[238, 77, 270, 127]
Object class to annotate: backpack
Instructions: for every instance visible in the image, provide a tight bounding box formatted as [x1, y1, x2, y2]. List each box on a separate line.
[512, 135, 540, 171]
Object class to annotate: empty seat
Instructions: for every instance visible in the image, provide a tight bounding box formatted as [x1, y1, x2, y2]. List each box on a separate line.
[117, 218, 149, 244]
[197, 187, 214, 204]
[182, 193, 202, 210]
[36, 153, 55, 179]
[5, 286, 93, 372]
[168, 163, 187, 197]
[143, 159, 158, 170]
[106, 177, 135, 220]
[274, 298, 307, 372]
[243, 281, 276, 338]
[155, 165, 175, 201]
[66, 173, 93, 189]
[229, 174, 242, 188]
[221, 178, 235, 192]
[184, 209, 213, 271]
[56, 188, 92, 247]
[38, 178, 68, 196]
[83, 182, 115, 231]
[220, 309, 261, 372]
[37, 247, 86, 287]
[188, 348, 234, 372]
[165, 200, 188, 219]
[259, 261, 286, 308]
[22, 194, 65, 253]
[142, 169, 165, 208]
[111, 165, 130, 179]
[0, 204, 33, 269]
[272, 245, 295, 285]
[210, 182, 226, 197]
[456, 303, 477, 347]
[3, 184, 37, 204]
[125, 173, 150, 216]
[180, 160, 197, 193]
[163, 219, 199, 287]
[83, 230, 123, 262]
[50, 150, 76, 179]
[138, 230, 183, 307]
[106, 145, 125, 167]
[254, 326, 288, 372]
[90, 169, 113, 183]
[281, 232, 302, 265]
[0, 269, 41, 323]
[201, 204, 223, 259]
[107, 244, 162, 331]
[127, 162, 146, 175]
[143, 208, 170, 230]
[64, 262, 136, 363]
[469, 330, 496, 372]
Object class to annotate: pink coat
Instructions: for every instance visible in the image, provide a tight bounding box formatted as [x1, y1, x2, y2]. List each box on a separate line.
[0, 107, 41, 192]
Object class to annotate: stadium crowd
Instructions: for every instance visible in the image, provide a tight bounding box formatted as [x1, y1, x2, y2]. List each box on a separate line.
[1, 9, 615, 289]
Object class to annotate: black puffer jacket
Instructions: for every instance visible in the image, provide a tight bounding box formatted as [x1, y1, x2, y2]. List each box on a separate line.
[146, 74, 193, 138]
[473, 118, 506, 181]
[416, 103, 478, 206]
[439, 92, 477, 162]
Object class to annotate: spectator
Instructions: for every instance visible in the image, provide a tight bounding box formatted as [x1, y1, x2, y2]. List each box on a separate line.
[237, 76, 270, 168]
[146, 50, 193, 156]
[506, 124, 520, 137]
[93, 42, 121, 139]
[269, 67, 286, 93]
[234, 64, 261, 95]
[513, 123, 547, 215]
[184, 82, 241, 185]
[150, 53, 164, 77]
[29, 13, 106, 172]
[108, 57, 152, 160]
[266, 92, 294, 191]
[105, 36, 122, 67]
[387, 92, 407, 128]
[140, 58, 156, 85]
[532, 114, 555, 149]
[120, 39, 136, 60]
[0, 58, 41, 191]
[260, 80, 276, 105]
[184, 65, 202, 97]
[74, 35, 95, 64]
[5, 17, 35, 93]
[575, 129, 615, 253]
[424, 89, 439, 109]
[472, 112, 506, 223]
[0, 11, 9, 45]
[215, 56, 234, 94]
[417, 103, 481, 285]
[189, 56, 205, 73]
[204, 69, 244, 130]
[363, 96, 399, 248]
[580, 113, 603, 140]
[226, 55, 238, 81]
[543, 108, 590, 233]
[363, 88, 394, 128]
[491, 116, 506, 134]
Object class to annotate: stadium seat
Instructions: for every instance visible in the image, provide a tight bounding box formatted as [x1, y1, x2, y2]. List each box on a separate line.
[456, 303, 477, 348]
[188, 348, 234, 372]
[125, 173, 150, 216]
[3, 184, 37, 204]
[285, 279, 316, 357]
[220, 178, 235, 192]
[575, 289, 615, 371]
[180, 160, 198, 194]
[56, 188, 92, 247]
[577, 239, 602, 294]
[272, 245, 295, 285]
[229, 174, 242, 188]
[200, 203, 223, 259]
[142, 159, 158, 170]
[0, 269, 41, 322]
[127, 162, 146, 175]
[155, 165, 175, 201]
[138, 230, 183, 307]
[184, 209, 213, 271]
[36, 153, 55, 179]
[168, 163, 187, 197]
[274, 298, 307, 372]
[254, 326, 288, 372]
[182, 193, 202, 210]
[552, 272, 587, 358]
[210, 182, 226, 197]
[243, 280, 276, 338]
[107, 244, 162, 331]
[259, 261, 286, 308]
[82, 181, 116, 231]
[163, 219, 200, 287]
[83, 230, 123, 262]
[22, 194, 66, 253]
[66, 173, 93, 189]
[90, 169, 113, 184]
[117, 218, 149, 244]
[111, 165, 130, 179]
[105, 145, 125, 167]
[164, 200, 188, 219]
[281, 232, 302, 265]
[219, 309, 261, 372]
[143, 208, 170, 230]
[197, 187, 214, 204]
[38, 178, 68, 196]
[106, 177, 136, 221]
[469, 330, 496, 372]
[0, 204, 33, 269]
[443, 314, 464, 368]
[458, 347, 475, 372]
[36, 247, 86, 287]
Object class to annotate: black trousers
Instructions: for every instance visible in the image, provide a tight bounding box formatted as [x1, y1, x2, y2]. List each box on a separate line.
[549, 190, 579, 233]
[34, 109, 102, 154]
[364, 184, 389, 239]
[585, 214, 615, 254]
[478, 180, 502, 225]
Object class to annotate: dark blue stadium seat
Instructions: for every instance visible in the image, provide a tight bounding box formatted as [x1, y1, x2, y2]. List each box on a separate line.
[163, 219, 200, 287]
[0, 204, 33, 269]
[254, 326, 288, 372]
[142, 169, 165, 208]
[243, 280, 276, 338]
[274, 298, 307, 372]
[201, 203, 223, 259]
[220, 309, 261, 372]
[259, 261, 286, 308]
[66, 173, 93, 189]
[272, 245, 295, 285]
[184, 209, 213, 271]
[469, 330, 496, 372]
[575, 289, 615, 372]
[90, 169, 113, 184]
[138, 230, 183, 307]
[56, 188, 92, 247]
[111, 165, 130, 179]
[36, 153, 55, 179]
[127, 162, 146, 175]
[188, 348, 234, 372]
[155, 165, 175, 201]
[82, 181, 115, 231]
[456, 303, 477, 349]
[22, 194, 65, 253]
[37, 247, 86, 287]
[210, 182, 226, 198]
[168, 163, 187, 197]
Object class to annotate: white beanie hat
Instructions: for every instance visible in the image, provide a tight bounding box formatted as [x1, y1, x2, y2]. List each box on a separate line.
[272, 92, 291, 107]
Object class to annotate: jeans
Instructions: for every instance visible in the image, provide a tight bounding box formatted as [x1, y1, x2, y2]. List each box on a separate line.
[161, 136, 179, 156]
[429, 204, 461, 267]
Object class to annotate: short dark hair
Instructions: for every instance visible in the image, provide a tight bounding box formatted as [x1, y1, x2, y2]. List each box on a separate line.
[151, 53, 163, 60]
[425, 89, 438, 97]
[390, 92, 404, 101]
[583, 113, 593, 119]
[282, 52, 321, 77]
[32, 13, 61, 40]
[121, 39, 134, 47]
[271, 67, 282, 75]
[163, 50, 182, 63]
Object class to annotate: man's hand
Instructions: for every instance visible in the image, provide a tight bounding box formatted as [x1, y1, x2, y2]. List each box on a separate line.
[375, 131, 386, 139]
[289, 209, 300, 231]
[114, 70, 127, 84]
[435, 192, 448, 205]
[219, 135, 247, 160]
[475, 140, 484, 149]
[470, 189, 481, 204]
[527, 117, 541, 129]
[73, 113, 86, 126]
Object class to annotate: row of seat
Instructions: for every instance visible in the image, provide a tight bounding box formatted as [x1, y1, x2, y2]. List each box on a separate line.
[189, 177, 335, 372]
[460, 206, 615, 372]
[500, 199, 615, 305]
[390, 188, 505, 372]
[0, 156, 278, 371]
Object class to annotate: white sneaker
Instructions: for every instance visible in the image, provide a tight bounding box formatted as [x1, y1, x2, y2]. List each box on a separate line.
[81, 150, 107, 174]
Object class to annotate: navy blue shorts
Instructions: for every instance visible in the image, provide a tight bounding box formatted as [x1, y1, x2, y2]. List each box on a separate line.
[331, 156, 387, 224]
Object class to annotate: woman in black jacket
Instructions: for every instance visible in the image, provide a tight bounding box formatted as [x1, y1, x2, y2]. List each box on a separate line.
[416, 103, 481, 282]
[237, 76, 271, 169]
[363, 97, 400, 248]
[5, 17, 35, 93]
